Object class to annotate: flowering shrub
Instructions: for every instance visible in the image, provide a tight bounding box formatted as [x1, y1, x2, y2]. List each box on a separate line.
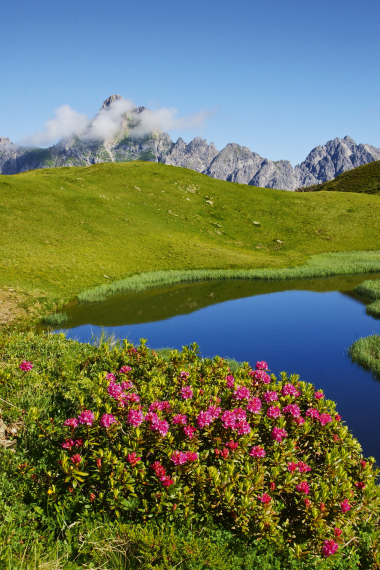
[29, 340, 380, 560]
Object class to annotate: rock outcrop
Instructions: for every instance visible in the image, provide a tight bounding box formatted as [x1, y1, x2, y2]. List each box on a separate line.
[1, 95, 379, 191]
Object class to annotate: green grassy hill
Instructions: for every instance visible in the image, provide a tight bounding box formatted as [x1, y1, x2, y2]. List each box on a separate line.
[1, 161, 380, 307]
[297, 160, 380, 195]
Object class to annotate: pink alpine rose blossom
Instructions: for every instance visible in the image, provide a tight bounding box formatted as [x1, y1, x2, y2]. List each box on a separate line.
[19, 361, 33, 372]
[181, 386, 193, 399]
[226, 375, 235, 388]
[259, 493, 271, 504]
[271, 427, 288, 442]
[197, 411, 214, 428]
[314, 391, 324, 399]
[340, 499, 351, 513]
[225, 440, 238, 450]
[145, 412, 159, 424]
[173, 414, 187, 425]
[255, 361, 268, 370]
[263, 391, 278, 403]
[151, 462, 166, 477]
[126, 393, 140, 403]
[288, 462, 298, 472]
[233, 408, 247, 421]
[61, 439, 75, 450]
[120, 381, 134, 390]
[293, 417, 305, 426]
[236, 420, 251, 435]
[161, 475, 174, 487]
[221, 410, 236, 430]
[74, 439, 83, 447]
[119, 366, 132, 374]
[187, 451, 198, 461]
[250, 445, 266, 458]
[281, 384, 299, 397]
[207, 405, 221, 419]
[267, 405, 281, 419]
[180, 371, 190, 379]
[78, 410, 95, 426]
[296, 481, 310, 495]
[107, 383, 126, 400]
[283, 404, 301, 418]
[127, 409, 144, 427]
[183, 425, 197, 439]
[151, 419, 169, 437]
[306, 408, 320, 419]
[319, 413, 333, 426]
[100, 413, 117, 428]
[247, 397, 262, 413]
[64, 418, 78, 429]
[171, 451, 189, 465]
[127, 452, 141, 466]
[334, 528, 343, 538]
[233, 386, 251, 400]
[354, 482, 365, 489]
[106, 373, 116, 382]
[70, 454, 82, 465]
[250, 370, 271, 384]
[298, 461, 311, 473]
[322, 540, 339, 558]
[335, 414, 342, 421]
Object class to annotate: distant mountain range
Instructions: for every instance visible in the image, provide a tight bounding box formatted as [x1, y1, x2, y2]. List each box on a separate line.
[1, 94, 379, 191]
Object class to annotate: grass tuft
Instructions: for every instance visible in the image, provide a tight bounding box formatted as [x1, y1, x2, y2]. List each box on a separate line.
[41, 312, 68, 326]
[348, 334, 380, 379]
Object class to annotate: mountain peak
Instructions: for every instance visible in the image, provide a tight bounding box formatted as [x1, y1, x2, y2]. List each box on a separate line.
[101, 94, 123, 109]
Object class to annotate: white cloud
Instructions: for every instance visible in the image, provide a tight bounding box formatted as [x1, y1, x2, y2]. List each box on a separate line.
[19, 96, 213, 147]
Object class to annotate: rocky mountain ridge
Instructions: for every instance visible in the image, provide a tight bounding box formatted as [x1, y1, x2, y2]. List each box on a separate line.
[1, 95, 379, 191]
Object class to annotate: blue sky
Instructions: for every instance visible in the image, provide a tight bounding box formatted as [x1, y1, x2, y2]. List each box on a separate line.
[1, 0, 379, 165]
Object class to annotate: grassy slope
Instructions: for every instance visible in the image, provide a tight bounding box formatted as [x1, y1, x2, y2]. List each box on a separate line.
[1, 161, 380, 304]
[298, 160, 380, 195]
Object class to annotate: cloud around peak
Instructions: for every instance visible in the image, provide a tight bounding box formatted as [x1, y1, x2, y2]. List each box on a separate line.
[19, 96, 214, 147]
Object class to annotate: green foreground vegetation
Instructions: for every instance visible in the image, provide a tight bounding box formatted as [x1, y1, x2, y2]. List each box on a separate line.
[296, 160, 380, 195]
[1, 161, 380, 312]
[1, 331, 379, 569]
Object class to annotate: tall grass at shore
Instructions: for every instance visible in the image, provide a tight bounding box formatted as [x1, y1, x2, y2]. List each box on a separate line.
[78, 250, 380, 302]
[348, 334, 380, 379]
[354, 278, 380, 300]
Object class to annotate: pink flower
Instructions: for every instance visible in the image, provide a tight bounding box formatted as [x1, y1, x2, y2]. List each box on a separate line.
[258, 493, 271, 504]
[108, 383, 126, 400]
[187, 451, 198, 461]
[322, 540, 339, 558]
[171, 451, 189, 465]
[149, 401, 171, 412]
[236, 419, 251, 435]
[298, 461, 311, 473]
[183, 425, 197, 439]
[197, 411, 214, 428]
[267, 405, 281, 419]
[106, 373, 116, 382]
[173, 414, 187, 425]
[61, 439, 75, 450]
[283, 404, 301, 418]
[181, 386, 193, 399]
[255, 361, 268, 370]
[78, 410, 95, 426]
[74, 439, 83, 447]
[288, 462, 298, 472]
[293, 417, 305, 426]
[226, 375, 235, 388]
[361, 460, 367, 469]
[319, 413, 332, 426]
[70, 454, 82, 465]
[127, 409, 144, 427]
[145, 412, 159, 424]
[250, 370, 271, 384]
[314, 391, 324, 400]
[64, 418, 78, 429]
[281, 384, 299, 397]
[100, 413, 117, 428]
[225, 440, 238, 450]
[334, 528, 343, 538]
[121, 381, 134, 390]
[207, 405, 221, 419]
[151, 462, 166, 477]
[127, 452, 141, 466]
[335, 414, 342, 422]
[263, 391, 278, 403]
[151, 419, 169, 437]
[233, 386, 251, 400]
[306, 408, 320, 419]
[126, 393, 140, 403]
[19, 361, 33, 372]
[119, 366, 132, 374]
[180, 371, 190, 379]
[296, 481, 310, 495]
[250, 445, 265, 458]
[233, 408, 247, 421]
[221, 410, 236, 430]
[247, 397, 262, 413]
[340, 499, 351, 513]
[354, 481, 365, 489]
[161, 475, 174, 487]
[271, 427, 288, 442]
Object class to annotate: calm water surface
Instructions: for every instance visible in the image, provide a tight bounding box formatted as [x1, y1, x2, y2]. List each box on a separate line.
[52, 274, 380, 461]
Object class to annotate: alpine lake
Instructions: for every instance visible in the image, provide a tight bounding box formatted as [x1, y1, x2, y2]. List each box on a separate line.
[45, 273, 380, 462]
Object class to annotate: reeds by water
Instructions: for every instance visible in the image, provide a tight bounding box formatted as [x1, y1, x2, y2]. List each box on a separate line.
[78, 250, 380, 303]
